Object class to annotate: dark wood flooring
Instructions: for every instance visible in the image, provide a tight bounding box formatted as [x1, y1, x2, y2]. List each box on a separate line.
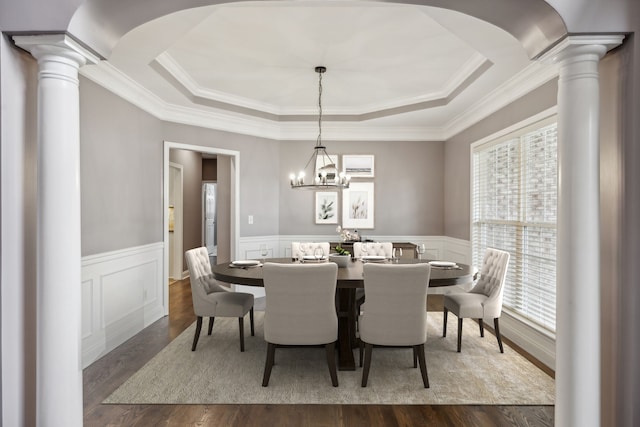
[83, 279, 554, 427]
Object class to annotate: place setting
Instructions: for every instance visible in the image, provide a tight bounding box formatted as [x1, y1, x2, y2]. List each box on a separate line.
[428, 260, 462, 270]
[229, 259, 263, 269]
[299, 248, 328, 263]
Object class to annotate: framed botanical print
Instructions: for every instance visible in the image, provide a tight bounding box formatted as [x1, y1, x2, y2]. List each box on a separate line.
[342, 154, 374, 178]
[342, 182, 374, 229]
[315, 191, 339, 224]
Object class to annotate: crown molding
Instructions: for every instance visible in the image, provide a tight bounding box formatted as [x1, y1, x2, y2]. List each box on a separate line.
[156, 51, 489, 117]
[441, 60, 559, 139]
[81, 57, 558, 142]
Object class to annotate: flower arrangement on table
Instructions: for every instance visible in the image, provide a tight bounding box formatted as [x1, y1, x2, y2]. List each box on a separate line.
[335, 226, 361, 257]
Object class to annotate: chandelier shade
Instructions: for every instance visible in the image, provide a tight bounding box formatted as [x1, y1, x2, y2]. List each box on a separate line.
[289, 66, 350, 190]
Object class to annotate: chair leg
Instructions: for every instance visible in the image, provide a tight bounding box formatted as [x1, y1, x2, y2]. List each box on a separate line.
[361, 343, 373, 387]
[359, 339, 364, 367]
[457, 318, 463, 352]
[415, 344, 430, 388]
[479, 318, 484, 337]
[443, 307, 448, 337]
[250, 307, 255, 336]
[325, 342, 339, 387]
[413, 346, 418, 368]
[262, 343, 276, 386]
[494, 318, 504, 353]
[238, 317, 245, 352]
[192, 316, 203, 351]
[208, 317, 215, 335]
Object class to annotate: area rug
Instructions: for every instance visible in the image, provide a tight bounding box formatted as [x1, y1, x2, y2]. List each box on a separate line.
[104, 312, 554, 405]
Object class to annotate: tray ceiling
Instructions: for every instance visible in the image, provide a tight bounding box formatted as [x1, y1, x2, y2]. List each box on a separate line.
[84, 1, 552, 140]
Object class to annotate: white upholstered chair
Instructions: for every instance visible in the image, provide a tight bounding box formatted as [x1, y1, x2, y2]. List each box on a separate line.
[359, 263, 431, 388]
[442, 248, 510, 353]
[353, 242, 393, 259]
[261, 262, 339, 387]
[291, 242, 331, 260]
[185, 247, 255, 352]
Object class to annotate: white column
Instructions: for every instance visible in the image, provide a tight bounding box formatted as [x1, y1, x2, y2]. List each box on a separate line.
[539, 35, 623, 427]
[13, 35, 98, 427]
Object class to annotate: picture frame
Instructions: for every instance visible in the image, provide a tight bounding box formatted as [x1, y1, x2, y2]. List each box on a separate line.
[342, 154, 374, 178]
[342, 182, 374, 229]
[315, 191, 339, 224]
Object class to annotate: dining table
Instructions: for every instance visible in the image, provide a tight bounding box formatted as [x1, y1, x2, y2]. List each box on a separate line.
[212, 257, 475, 371]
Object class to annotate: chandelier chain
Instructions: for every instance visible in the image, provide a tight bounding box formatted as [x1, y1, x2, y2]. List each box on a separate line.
[317, 71, 323, 146]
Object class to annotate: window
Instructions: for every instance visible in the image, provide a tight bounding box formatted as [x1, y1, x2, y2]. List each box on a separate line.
[472, 118, 557, 333]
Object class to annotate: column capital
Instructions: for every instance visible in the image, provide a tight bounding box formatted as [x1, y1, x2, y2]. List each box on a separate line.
[538, 34, 625, 65]
[13, 33, 101, 68]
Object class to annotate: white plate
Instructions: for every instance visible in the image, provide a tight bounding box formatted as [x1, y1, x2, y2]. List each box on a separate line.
[362, 255, 387, 262]
[302, 255, 327, 261]
[429, 261, 457, 267]
[231, 260, 261, 267]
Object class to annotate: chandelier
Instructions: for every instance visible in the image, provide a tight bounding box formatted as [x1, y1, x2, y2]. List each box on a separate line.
[289, 66, 350, 190]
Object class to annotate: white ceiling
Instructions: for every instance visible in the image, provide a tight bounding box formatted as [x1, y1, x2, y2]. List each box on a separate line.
[84, 1, 556, 141]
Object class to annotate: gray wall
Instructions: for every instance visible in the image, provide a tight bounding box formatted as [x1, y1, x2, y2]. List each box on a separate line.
[614, 31, 640, 427]
[0, 33, 38, 427]
[80, 77, 163, 256]
[599, 42, 626, 427]
[279, 140, 444, 236]
[162, 123, 280, 238]
[444, 78, 559, 240]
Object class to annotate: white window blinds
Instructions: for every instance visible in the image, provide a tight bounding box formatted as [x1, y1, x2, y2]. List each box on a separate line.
[472, 120, 557, 333]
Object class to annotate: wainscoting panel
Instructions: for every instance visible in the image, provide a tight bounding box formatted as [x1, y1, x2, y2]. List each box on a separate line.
[81, 242, 165, 368]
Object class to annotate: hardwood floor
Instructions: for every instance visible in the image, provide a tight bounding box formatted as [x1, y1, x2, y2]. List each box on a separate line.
[83, 279, 554, 427]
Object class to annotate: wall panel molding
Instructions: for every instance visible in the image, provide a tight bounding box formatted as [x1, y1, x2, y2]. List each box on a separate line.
[81, 242, 164, 368]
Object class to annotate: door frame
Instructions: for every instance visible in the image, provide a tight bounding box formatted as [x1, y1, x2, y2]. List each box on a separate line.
[163, 141, 240, 315]
[168, 161, 184, 280]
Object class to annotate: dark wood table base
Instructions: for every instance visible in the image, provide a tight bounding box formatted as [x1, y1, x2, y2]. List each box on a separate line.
[212, 258, 474, 371]
[336, 288, 357, 370]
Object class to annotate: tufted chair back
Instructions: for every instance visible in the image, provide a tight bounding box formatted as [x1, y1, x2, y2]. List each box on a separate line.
[291, 242, 330, 259]
[185, 247, 228, 314]
[353, 242, 393, 258]
[469, 248, 510, 319]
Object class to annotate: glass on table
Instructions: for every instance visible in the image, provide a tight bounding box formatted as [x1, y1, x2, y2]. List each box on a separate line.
[416, 244, 426, 260]
[259, 244, 268, 261]
[314, 246, 325, 262]
[392, 247, 403, 262]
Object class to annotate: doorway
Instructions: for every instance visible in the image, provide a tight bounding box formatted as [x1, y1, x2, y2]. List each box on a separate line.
[163, 141, 240, 316]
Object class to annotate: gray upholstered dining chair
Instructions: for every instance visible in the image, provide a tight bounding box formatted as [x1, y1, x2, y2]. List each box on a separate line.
[442, 248, 510, 353]
[359, 263, 431, 388]
[290, 241, 330, 260]
[261, 262, 339, 387]
[185, 247, 255, 352]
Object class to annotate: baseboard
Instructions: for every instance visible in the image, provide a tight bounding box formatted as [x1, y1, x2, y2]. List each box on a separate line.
[499, 311, 556, 370]
[81, 242, 165, 368]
